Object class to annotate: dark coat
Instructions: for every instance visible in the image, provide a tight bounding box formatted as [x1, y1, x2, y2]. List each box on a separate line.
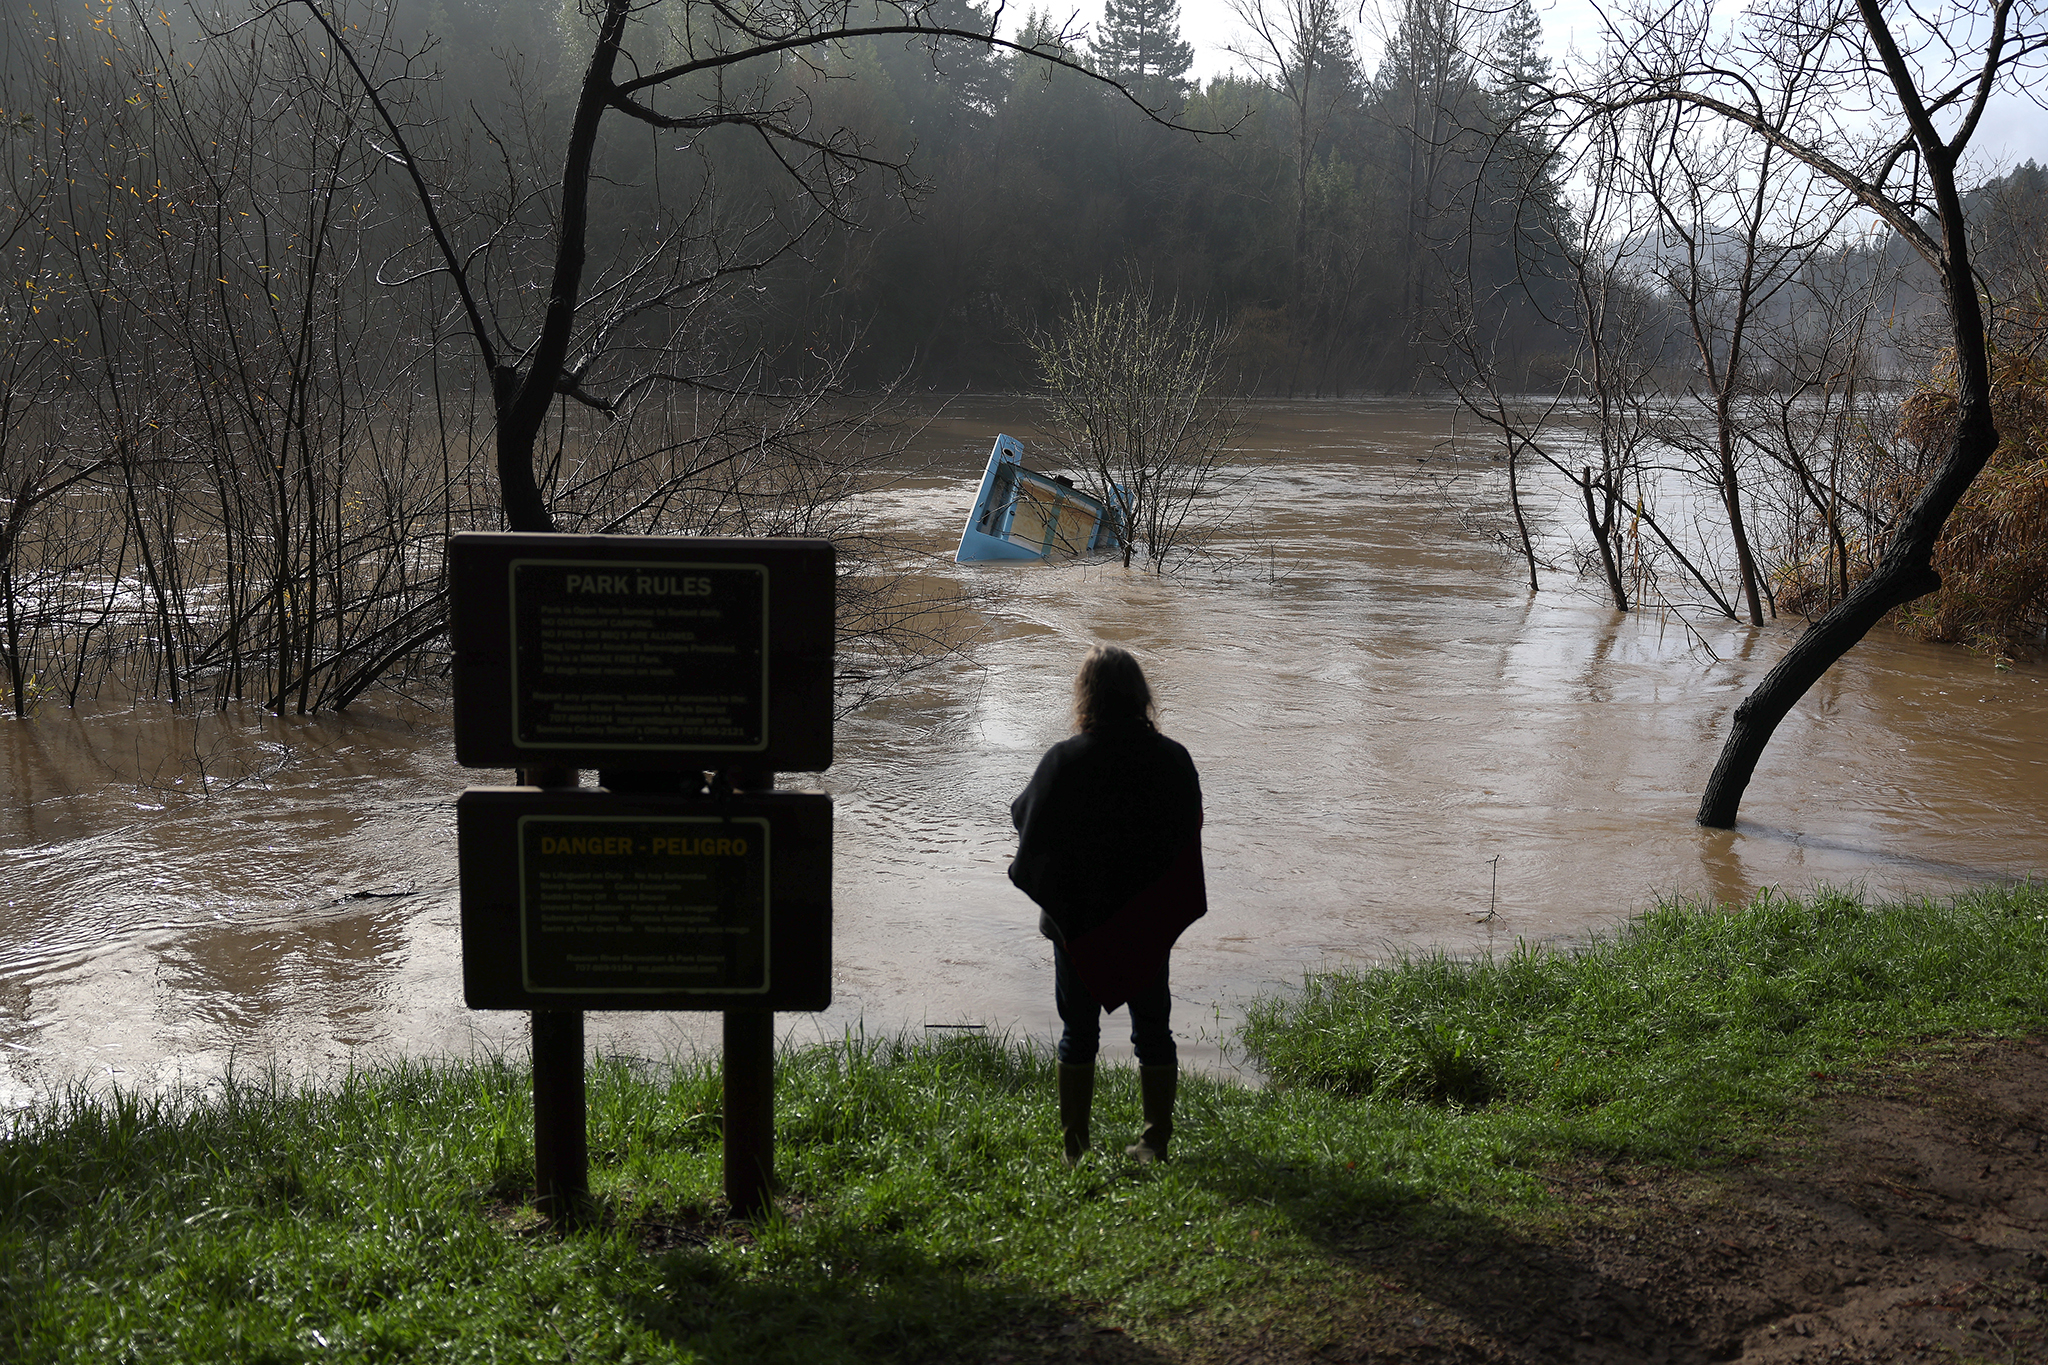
[1008, 720, 1203, 946]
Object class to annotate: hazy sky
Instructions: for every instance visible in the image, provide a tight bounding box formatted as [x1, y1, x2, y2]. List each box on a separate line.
[1020, 0, 2047, 174]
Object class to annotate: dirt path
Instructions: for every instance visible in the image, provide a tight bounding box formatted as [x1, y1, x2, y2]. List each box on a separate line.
[1489, 1035, 2048, 1363]
[1068, 1036, 2048, 1364]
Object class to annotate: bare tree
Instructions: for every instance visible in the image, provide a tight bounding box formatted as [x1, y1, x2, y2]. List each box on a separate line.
[291, 0, 1185, 535]
[0, 0, 1205, 718]
[266, 0, 1209, 710]
[1623, 92, 1857, 628]
[1545, 0, 2048, 826]
[1440, 109, 1741, 618]
[0, 62, 115, 715]
[1032, 283, 1242, 570]
[1744, 246, 1908, 623]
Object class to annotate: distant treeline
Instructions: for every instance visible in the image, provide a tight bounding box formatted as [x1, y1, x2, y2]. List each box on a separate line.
[178, 0, 1576, 395]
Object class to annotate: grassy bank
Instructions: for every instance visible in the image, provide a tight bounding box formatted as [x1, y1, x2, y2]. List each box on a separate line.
[4, 882, 2045, 1363]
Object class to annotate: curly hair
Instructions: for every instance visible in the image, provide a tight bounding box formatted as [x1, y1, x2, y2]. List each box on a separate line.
[1071, 644, 1157, 733]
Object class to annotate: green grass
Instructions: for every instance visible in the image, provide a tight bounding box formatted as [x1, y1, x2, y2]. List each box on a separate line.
[4, 881, 2045, 1363]
[1243, 878, 2048, 1164]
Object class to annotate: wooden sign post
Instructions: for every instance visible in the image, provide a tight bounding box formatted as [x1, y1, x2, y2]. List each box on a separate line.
[448, 533, 834, 1223]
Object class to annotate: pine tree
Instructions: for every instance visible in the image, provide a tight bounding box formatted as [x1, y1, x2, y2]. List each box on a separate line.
[1490, 0, 1550, 114]
[1092, 0, 1195, 104]
[1485, 0, 1562, 228]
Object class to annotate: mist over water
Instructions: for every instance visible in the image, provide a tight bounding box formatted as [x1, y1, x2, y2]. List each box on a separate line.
[3, 400, 2044, 1104]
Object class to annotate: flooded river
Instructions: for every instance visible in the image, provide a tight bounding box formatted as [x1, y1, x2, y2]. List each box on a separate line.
[3, 399, 2044, 1103]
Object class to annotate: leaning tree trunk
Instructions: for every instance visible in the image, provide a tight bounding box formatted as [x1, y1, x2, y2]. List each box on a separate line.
[1696, 239, 1996, 827]
[1693, 0, 2013, 828]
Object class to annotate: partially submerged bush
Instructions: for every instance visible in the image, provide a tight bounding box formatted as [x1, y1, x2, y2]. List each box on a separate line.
[1031, 282, 1241, 571]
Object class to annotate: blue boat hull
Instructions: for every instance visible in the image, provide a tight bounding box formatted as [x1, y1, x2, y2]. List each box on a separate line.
[955, 435, 1117, 563]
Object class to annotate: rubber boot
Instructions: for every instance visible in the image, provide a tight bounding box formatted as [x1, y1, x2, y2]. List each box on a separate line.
[1125, 1064, 1177, 1164]
[1056, 1062, 1095, 1165]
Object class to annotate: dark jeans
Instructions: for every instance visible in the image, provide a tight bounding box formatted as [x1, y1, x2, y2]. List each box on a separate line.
[1054, 944, 1175, 1067]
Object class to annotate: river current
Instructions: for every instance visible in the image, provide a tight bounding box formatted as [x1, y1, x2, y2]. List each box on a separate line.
[3, 399, 2043, 1104]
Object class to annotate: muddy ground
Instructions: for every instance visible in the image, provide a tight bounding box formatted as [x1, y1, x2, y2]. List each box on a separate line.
[1008, 1035, 2048, 1364]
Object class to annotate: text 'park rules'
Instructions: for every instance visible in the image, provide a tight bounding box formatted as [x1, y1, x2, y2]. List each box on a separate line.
[510, 560, 767, 751]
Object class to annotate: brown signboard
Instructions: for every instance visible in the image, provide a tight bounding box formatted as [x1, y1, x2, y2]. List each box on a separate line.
[449, 534, 833, 771]
[458, 786, 831, 1010]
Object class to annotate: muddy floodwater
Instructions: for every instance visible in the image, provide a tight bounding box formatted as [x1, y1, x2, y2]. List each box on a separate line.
[3, 399, 2045, 1103]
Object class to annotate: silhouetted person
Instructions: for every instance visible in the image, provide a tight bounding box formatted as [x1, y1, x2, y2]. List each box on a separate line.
[1009, 644, 1206, 1164]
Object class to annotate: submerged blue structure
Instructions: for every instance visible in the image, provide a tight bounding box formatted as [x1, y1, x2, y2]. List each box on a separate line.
[954, 435, 1119, 563]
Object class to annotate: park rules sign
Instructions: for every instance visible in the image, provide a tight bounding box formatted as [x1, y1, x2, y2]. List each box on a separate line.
[450, 532, 836, 1011]
[449, 534, 833, 771]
